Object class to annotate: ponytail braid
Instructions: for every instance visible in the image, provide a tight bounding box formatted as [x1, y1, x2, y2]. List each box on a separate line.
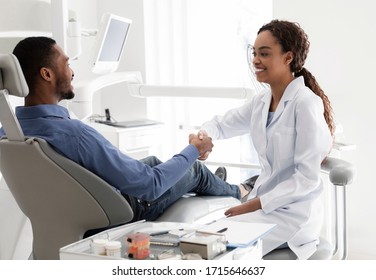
[296, 68, 335, 136]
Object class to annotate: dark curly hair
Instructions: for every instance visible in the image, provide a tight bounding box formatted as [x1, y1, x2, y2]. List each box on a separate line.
[258, 20, 335, 136]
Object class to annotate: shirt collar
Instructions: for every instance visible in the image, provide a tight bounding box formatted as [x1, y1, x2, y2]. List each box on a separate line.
[15, 104, 71, 120]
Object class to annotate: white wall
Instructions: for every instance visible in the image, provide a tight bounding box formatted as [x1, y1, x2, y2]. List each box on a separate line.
[0, 0, 50, 53]
[273, 0, 376, 259]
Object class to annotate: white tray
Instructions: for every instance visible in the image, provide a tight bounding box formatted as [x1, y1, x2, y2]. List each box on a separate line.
[59, 221, 198, 260]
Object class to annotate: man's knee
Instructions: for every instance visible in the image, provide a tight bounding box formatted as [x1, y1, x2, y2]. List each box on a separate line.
[140, 155, 162, 166]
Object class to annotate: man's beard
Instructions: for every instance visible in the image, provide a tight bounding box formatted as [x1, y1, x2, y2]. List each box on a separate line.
[56, 77, 75, 100]
[61, 90, 75, 100]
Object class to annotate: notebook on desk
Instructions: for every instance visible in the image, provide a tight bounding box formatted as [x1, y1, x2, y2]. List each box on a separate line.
[199, 219, 276, 248]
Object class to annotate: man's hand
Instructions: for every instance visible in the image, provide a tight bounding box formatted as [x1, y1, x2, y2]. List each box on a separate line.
[189, 133, 213, 160]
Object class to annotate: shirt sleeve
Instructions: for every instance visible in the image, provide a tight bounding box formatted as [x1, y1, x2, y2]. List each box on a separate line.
[76, 125, 200, 201]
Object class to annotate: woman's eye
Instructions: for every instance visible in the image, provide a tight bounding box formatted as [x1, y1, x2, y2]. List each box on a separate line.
[253, 52, 269, 58]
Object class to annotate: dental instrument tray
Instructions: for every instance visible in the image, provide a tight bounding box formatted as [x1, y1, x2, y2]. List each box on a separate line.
[59, 221, 199, 260]
[59, 220, 266, 260]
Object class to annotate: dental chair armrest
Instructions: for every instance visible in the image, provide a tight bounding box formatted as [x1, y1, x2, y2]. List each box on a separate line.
[321, 157, 356, 186]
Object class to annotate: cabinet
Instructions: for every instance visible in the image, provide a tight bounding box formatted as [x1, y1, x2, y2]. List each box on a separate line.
[86, 121, 164, 159]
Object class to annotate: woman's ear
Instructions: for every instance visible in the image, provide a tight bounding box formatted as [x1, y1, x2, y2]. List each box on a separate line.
[284, 51, 293, 65]
[40, 67, 53, 81]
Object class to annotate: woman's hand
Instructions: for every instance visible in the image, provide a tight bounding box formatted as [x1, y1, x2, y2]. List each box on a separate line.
[225, 197, 261, 217]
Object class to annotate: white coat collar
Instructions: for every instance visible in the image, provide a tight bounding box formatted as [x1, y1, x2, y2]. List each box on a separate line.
[261, 76, 305, 126]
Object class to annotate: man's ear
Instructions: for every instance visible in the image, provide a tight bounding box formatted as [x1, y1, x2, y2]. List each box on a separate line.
[40, 67, 53, 81]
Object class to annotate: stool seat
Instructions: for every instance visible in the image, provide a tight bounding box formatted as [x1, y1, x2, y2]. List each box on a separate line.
[263, 238, 333, 260]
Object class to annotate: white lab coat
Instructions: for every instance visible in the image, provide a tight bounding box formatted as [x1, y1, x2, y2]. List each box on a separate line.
[201, 77, 332, 259]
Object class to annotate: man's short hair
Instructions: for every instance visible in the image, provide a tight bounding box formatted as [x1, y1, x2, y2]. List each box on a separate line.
[13, 37, 57, 90]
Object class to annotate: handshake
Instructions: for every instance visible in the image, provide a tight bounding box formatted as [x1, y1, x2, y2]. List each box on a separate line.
[189, 130, 212, 160]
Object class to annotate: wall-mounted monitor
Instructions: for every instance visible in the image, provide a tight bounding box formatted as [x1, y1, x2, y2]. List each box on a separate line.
[90, 13, 132, 74]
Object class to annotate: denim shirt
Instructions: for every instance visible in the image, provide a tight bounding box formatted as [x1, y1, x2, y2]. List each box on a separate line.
[0, 104, 199, 200]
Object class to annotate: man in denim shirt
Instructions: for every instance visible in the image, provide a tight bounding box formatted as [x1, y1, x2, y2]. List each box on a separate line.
[0, 37, 250, 222]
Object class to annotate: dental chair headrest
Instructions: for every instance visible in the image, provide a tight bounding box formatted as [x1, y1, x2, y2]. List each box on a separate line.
[0, 53, 28, 97]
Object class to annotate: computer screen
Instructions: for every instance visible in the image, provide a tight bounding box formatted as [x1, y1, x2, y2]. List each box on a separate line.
[90, 13, 132, 74]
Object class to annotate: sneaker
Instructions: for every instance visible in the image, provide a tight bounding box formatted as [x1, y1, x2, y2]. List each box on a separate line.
[240, 175, 259, 202]
[214, 166, 227, 181]
[242, 175, 259, 191]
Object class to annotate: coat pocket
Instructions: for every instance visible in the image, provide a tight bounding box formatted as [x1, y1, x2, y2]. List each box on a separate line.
[274, 126, 296, 161]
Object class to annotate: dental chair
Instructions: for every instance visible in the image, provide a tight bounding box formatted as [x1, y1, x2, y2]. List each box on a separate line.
[0, 53, 134, 260]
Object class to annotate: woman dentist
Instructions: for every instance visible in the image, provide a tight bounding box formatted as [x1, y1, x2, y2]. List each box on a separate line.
[198, 20, 334, 259]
